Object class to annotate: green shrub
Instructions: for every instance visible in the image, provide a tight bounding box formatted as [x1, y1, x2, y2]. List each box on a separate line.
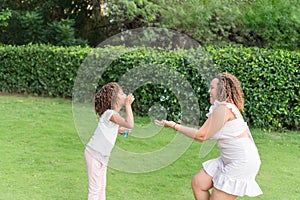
[19, 11, 44, 44]
[0, 44, 90, 97]
[160, 0, 300, 50]
[241, 0, 300, 50]
[45, 19, 87, 46]
[0, 44, 299, 130]
[0, 10, 88, 46]
[0, 8, 12, 32]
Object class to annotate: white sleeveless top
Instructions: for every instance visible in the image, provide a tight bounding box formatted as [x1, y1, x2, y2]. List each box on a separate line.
[87, 109, 119, 156]
[206, 100, 251, 140]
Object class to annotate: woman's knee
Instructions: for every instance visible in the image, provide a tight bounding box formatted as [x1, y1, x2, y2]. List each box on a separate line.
[191, 169, 213, 191]
[191, 174, 199, 189]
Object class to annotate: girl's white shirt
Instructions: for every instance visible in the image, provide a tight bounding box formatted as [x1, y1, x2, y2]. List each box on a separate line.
[87, 109, 119, 157]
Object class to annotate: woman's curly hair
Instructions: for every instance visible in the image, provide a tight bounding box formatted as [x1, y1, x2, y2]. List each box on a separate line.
[215, 73, 244, 110]
[94, 82, 122, 116]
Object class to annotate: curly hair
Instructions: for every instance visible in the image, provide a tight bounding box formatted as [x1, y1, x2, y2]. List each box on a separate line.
[94, 82, 122, 116]
[215, 73, 244, 110]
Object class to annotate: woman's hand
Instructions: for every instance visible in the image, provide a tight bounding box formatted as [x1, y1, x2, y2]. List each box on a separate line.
[154, 120, 176, 128]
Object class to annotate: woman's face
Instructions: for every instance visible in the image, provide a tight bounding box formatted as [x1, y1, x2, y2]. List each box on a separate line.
[208, 78, 219, 104]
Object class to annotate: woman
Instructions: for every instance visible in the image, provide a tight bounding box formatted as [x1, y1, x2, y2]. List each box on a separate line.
[155, 73, 262, 200]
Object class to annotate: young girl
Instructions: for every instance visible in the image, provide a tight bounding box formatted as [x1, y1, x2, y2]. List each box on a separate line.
[84, 82, 134, 200]
[156, 73, 262, 200]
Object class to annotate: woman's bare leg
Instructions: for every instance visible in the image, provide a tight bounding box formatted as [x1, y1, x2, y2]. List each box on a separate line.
[191, 169, 213, 200]
[211, 187, 237, 200]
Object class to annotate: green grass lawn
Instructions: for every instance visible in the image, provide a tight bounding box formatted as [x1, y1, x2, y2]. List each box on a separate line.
[0, 94, 299, 200]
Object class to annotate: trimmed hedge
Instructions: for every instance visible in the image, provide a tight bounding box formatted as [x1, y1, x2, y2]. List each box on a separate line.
[0, 44, 299, 130]
[0, 44, 89, 97]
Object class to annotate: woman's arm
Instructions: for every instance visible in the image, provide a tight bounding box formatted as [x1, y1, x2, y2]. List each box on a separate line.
[155, 105, 229, 142]
[155, 119, 206, 142]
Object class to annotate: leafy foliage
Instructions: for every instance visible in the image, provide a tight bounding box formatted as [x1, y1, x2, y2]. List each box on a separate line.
[158, 0, 300, 50]
[0, 44, 299, 130]
[0, 10, 87, 46]
[19, 11, 44, 43]
[0, 44, 90, 97]
[241, 0, 300, 50]
[108, 0, 161, 27]
[45, 19, 87, 46]
[1, 0, 299, 49]
[0, 8, 12, 32]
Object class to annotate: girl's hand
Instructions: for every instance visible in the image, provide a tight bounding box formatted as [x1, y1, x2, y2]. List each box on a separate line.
[126, 93, 135, 105]
[118, 127, 131, 134]
[154, 120, 176, 128]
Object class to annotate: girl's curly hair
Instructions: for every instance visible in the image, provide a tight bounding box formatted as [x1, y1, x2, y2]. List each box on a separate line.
[215, 73, 244, 110]
[94, 82, 122, 116]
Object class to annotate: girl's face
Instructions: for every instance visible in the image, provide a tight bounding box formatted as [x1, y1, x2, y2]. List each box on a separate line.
[116, 89, 127, 107]
[208, 78, 219, 104]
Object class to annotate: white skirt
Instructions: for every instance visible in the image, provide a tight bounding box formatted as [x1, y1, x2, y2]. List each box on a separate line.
[203, 157, 263, 197]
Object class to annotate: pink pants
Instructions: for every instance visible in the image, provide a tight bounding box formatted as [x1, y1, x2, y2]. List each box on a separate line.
[85, 147, 107, 200]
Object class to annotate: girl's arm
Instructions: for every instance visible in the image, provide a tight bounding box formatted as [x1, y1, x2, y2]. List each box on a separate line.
[155, 105, 229, 142]
[110, 94, 135, 129]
